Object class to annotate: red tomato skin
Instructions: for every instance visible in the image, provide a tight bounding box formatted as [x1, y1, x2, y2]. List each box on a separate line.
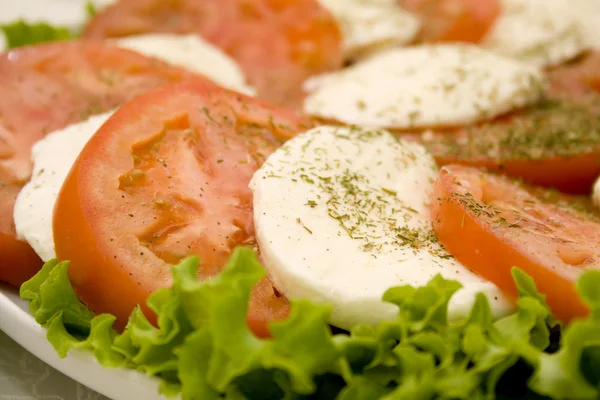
[549, 52, 600, 97]
[0, 40, 216, 287]
[400, 0, 501, 43]
[434, 154, 600, 195]
[431, 165, 591, 323]
[54, 82, 308, 336]
[81, 0, 344, 108]
[0, 185, 43, 286]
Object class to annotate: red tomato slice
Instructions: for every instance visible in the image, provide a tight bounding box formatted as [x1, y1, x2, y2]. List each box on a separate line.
[548, 51, 600, 96]
[0, 40, 213, 185]
[431, 165, 600, 323]
[399, 0, 501, 43]
[82, 0, 344, 109]
[53, 82, 313, 336]
[0, 40, 215, 286]
[419, 94, 600, 194]
[0, 182, 42, 286]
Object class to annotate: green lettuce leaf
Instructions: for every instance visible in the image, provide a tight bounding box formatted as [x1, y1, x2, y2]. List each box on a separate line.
[174, 250, 341, 399]
[20, 260, 93, 336]
[1, 20, 75, 49]
[19, 248, 600, 399]
[528, 270, 600, 399]
[85, 1, 98, 18]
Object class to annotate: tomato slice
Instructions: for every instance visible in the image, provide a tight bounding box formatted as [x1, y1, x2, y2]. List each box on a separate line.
[399, 0, 501, 43]
[0, 182, 42, 286]
[419, 94, 600, 194]
[82, 0, 344, 109]
[0, 40, 214, 286]
[53, 82, 313, 336]
[548, 51, 600, 97]
[0, 40, 213, 186]
[431, 164, 600, 323]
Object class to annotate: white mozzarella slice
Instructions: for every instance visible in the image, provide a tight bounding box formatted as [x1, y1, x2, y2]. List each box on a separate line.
[13, 111, 113, 262]
[303, 44, 544, 130]
[319, 0, 420, 59]
[583, 16, 600, 52]
[569, 0, 600, 52]
[114, 34, 256, 96]
[251, 125, 514, 330]
[482, 0, 588, 68]
[0, 30, 256, 96]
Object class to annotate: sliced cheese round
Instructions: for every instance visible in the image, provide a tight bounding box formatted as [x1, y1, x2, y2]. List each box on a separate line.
[482, 0, 588, 68]
[14, 111, 113, 262]
[303, 44, 545, 129]
[114, 34, 256, 96]
[250, 125, 514, 330]
[319, 0, 420, 59]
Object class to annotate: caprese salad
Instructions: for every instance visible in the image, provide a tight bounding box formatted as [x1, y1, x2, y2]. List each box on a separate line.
[2, 0, 600, 399]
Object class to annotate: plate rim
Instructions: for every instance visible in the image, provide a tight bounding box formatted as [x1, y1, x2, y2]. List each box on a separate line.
[0, 284, 168, 400]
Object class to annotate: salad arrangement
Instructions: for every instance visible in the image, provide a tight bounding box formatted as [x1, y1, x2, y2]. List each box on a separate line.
[19, 248, 600, 399]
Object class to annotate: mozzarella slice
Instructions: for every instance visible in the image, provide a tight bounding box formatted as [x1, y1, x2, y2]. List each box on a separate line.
[251, 125, 514, 330]
[569, 0, 600, 52]
[1, 29, 255, 96]
[304, 44, 544, 130]
[114, 34, 256, 96]
[319, 0, 420, 59]
[13, 111, 113, 262]
[482, 0, 588, 68]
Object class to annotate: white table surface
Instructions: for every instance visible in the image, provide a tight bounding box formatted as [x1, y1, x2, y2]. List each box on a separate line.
[0, 329, 109, 400]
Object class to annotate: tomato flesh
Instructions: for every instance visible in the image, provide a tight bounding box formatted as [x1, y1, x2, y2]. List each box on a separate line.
[399, 0, 501, 43]
[0, 182, 42, 286]
[419, 94, 600, 194]
[82, 0, 344, 109]
[53, 82, 313, 336]
[0, 40, 214, 286]
[0, 40, 212, 185]
[548, 51, 600, 97]
[431, 165, 600, 322]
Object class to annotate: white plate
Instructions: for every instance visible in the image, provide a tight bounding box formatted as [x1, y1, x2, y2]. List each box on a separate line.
[0, 283, 167, 400]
